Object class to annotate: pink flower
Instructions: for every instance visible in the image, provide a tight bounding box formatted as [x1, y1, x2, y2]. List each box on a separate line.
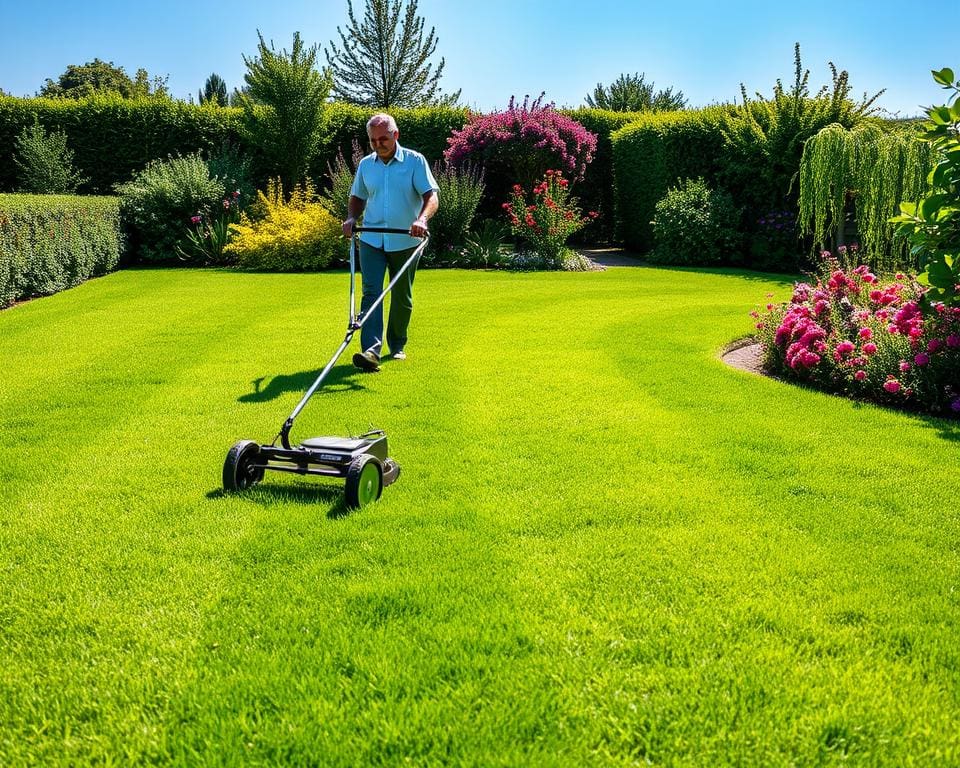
[854, 370, 867, 381]
[863, 342, 877, 355]
[914, 353, 930, 366]
[190, 215, 202, 224]
[947, 334, 960, 349]
[928, 339, 943, 353]
[859, 327, 873, 340]
[899, 361, 911, 372]
[883, 378, 901, 394]
[835, 341, 855, 356]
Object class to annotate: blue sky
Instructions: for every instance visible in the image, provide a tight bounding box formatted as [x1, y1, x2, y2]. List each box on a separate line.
[1, 0, 950, 117]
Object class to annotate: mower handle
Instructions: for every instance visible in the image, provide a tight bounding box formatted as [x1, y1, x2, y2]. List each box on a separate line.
[353, 226, 426, 235]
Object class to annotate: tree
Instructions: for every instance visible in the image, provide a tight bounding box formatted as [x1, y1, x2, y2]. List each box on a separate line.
[39, 59, 168, 99]
[199, 73, 229, 105]
[585, 72, 686, 112]
[325, 0, 460, 108]
[238, 31, 332, 191]
[13, 122, 87, 193]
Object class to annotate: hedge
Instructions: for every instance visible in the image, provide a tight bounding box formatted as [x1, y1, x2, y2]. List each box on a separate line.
[0, 194, 123, 307]
[610, 106, 731, 252]
[0, 95, 243, 194]
[561, 109, 646, 241]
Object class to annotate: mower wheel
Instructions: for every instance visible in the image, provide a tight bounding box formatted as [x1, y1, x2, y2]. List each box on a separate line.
[344, 454, 383, 509]
[223, 440, 264, 492]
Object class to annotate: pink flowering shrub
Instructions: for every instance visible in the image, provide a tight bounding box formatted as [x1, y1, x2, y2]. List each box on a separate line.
[754, 254, 960, 416]
[444, 95, 597, 207]
[502, 169, 598, 268]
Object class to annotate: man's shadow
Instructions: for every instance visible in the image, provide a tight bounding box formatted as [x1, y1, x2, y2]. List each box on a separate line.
[238, 364, 365, 403]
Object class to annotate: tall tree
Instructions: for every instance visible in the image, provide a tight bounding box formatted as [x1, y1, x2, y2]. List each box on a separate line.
[325, 0, 459, 108]
[40, 59, 168, 99]
[199, 73, 229, 105]
[238, 31, 332, 190]
[585, 73, 686, 112]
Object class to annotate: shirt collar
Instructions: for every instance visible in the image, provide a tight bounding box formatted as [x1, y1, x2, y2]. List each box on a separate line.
[374, 143, 406, 165]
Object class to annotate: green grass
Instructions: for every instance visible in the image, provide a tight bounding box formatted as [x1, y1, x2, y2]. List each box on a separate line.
[1, 265, 959, 766]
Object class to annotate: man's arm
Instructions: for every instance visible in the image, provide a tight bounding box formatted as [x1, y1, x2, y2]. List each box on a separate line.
[410, 190, 438, 238]
[342, 195, 366, 237]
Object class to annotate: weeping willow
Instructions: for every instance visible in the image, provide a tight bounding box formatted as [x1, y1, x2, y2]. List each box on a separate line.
[798, 122, 932, 271]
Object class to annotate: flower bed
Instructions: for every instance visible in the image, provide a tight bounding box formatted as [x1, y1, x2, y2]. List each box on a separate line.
[755, 254, 960, 416]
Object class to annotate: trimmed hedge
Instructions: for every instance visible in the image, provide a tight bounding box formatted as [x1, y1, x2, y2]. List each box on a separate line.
[611, 107, 731, 252]
[0, 194, 123, 307]
[0, 97, 467, 197]
[0, 95, 242, 194]
[561, 108, 646, 241]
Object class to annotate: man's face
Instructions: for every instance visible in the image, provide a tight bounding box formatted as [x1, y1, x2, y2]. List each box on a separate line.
[368, 124, 399, 161]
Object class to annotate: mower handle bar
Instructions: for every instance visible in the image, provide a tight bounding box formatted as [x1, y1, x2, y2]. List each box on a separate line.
[353, 226, 424, 235]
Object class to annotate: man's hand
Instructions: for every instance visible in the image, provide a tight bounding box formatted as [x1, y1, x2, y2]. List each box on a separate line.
[410, 217, 428, 238]
[342, 217, 356, 238]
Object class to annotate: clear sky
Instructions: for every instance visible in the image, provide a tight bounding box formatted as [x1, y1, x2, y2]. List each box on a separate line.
[0, 0, 950, 118]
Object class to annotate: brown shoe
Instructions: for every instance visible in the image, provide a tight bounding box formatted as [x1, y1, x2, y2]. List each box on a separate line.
[352, 350, 380, 372]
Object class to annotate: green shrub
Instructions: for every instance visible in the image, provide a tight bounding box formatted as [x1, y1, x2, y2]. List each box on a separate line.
[13, 122, 87, 193]
[224, 179, 341, 271]
[611, 107, 730, 251]
[423, 163, 484, 266]
[0, 193, 122, 306]
[650, 178, 741, 265]
[115, 153, 226, 262]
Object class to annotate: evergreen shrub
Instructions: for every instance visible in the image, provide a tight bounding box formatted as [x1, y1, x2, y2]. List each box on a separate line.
[0, 194, 122, 306]
[651, 177, 741, 266]
[115, 153, 226, 262]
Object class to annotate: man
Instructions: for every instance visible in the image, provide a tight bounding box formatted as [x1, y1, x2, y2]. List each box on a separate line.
[342, 113, 439, 372]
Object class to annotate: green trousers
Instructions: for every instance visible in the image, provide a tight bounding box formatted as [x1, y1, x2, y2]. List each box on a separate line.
[358, 242, 419, 356]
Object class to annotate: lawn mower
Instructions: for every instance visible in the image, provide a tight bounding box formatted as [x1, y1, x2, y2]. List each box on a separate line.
[222, 227, 429, 509]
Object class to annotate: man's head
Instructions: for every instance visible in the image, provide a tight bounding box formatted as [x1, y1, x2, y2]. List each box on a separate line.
[367, 113, 399, 162]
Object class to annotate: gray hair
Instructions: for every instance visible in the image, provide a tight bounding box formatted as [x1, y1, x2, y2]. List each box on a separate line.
[366, 113, 398, 134]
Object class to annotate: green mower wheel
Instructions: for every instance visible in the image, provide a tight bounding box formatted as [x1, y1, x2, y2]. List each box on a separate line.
[345, 454, 383, 509]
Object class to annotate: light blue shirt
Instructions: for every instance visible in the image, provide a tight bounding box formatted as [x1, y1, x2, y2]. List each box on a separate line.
[350, 143, 439, 251]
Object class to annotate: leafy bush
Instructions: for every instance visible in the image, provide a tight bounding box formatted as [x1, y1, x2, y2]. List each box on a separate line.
[423, 163, 484, 265]
[0, 193, 122, 306]
[224, 178, 341, 271]
[650, 178, 741, 265]
[177, 191, 241, 266]
[890, 67, 960, 307]
[504, 169, 598, 269]
[115, 153, 226, 262]
[459, 219, 513, 268]
[755, 255, 960, 416]
[444, 95, 597, 213]
[13, 122, 87, 193]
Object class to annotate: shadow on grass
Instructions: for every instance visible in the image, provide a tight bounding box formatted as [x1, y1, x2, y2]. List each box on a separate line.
[207, 481, 354, 518]
[239, 364, 366, 403]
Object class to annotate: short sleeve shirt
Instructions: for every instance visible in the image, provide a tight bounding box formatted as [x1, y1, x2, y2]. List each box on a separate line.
[350, 143, 439, 251]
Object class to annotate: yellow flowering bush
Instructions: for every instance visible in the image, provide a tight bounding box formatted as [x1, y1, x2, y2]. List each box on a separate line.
[225, 178, 341, 271]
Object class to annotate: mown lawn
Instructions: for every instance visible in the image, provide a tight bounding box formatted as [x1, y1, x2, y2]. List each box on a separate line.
[1, 265, 958, 766]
